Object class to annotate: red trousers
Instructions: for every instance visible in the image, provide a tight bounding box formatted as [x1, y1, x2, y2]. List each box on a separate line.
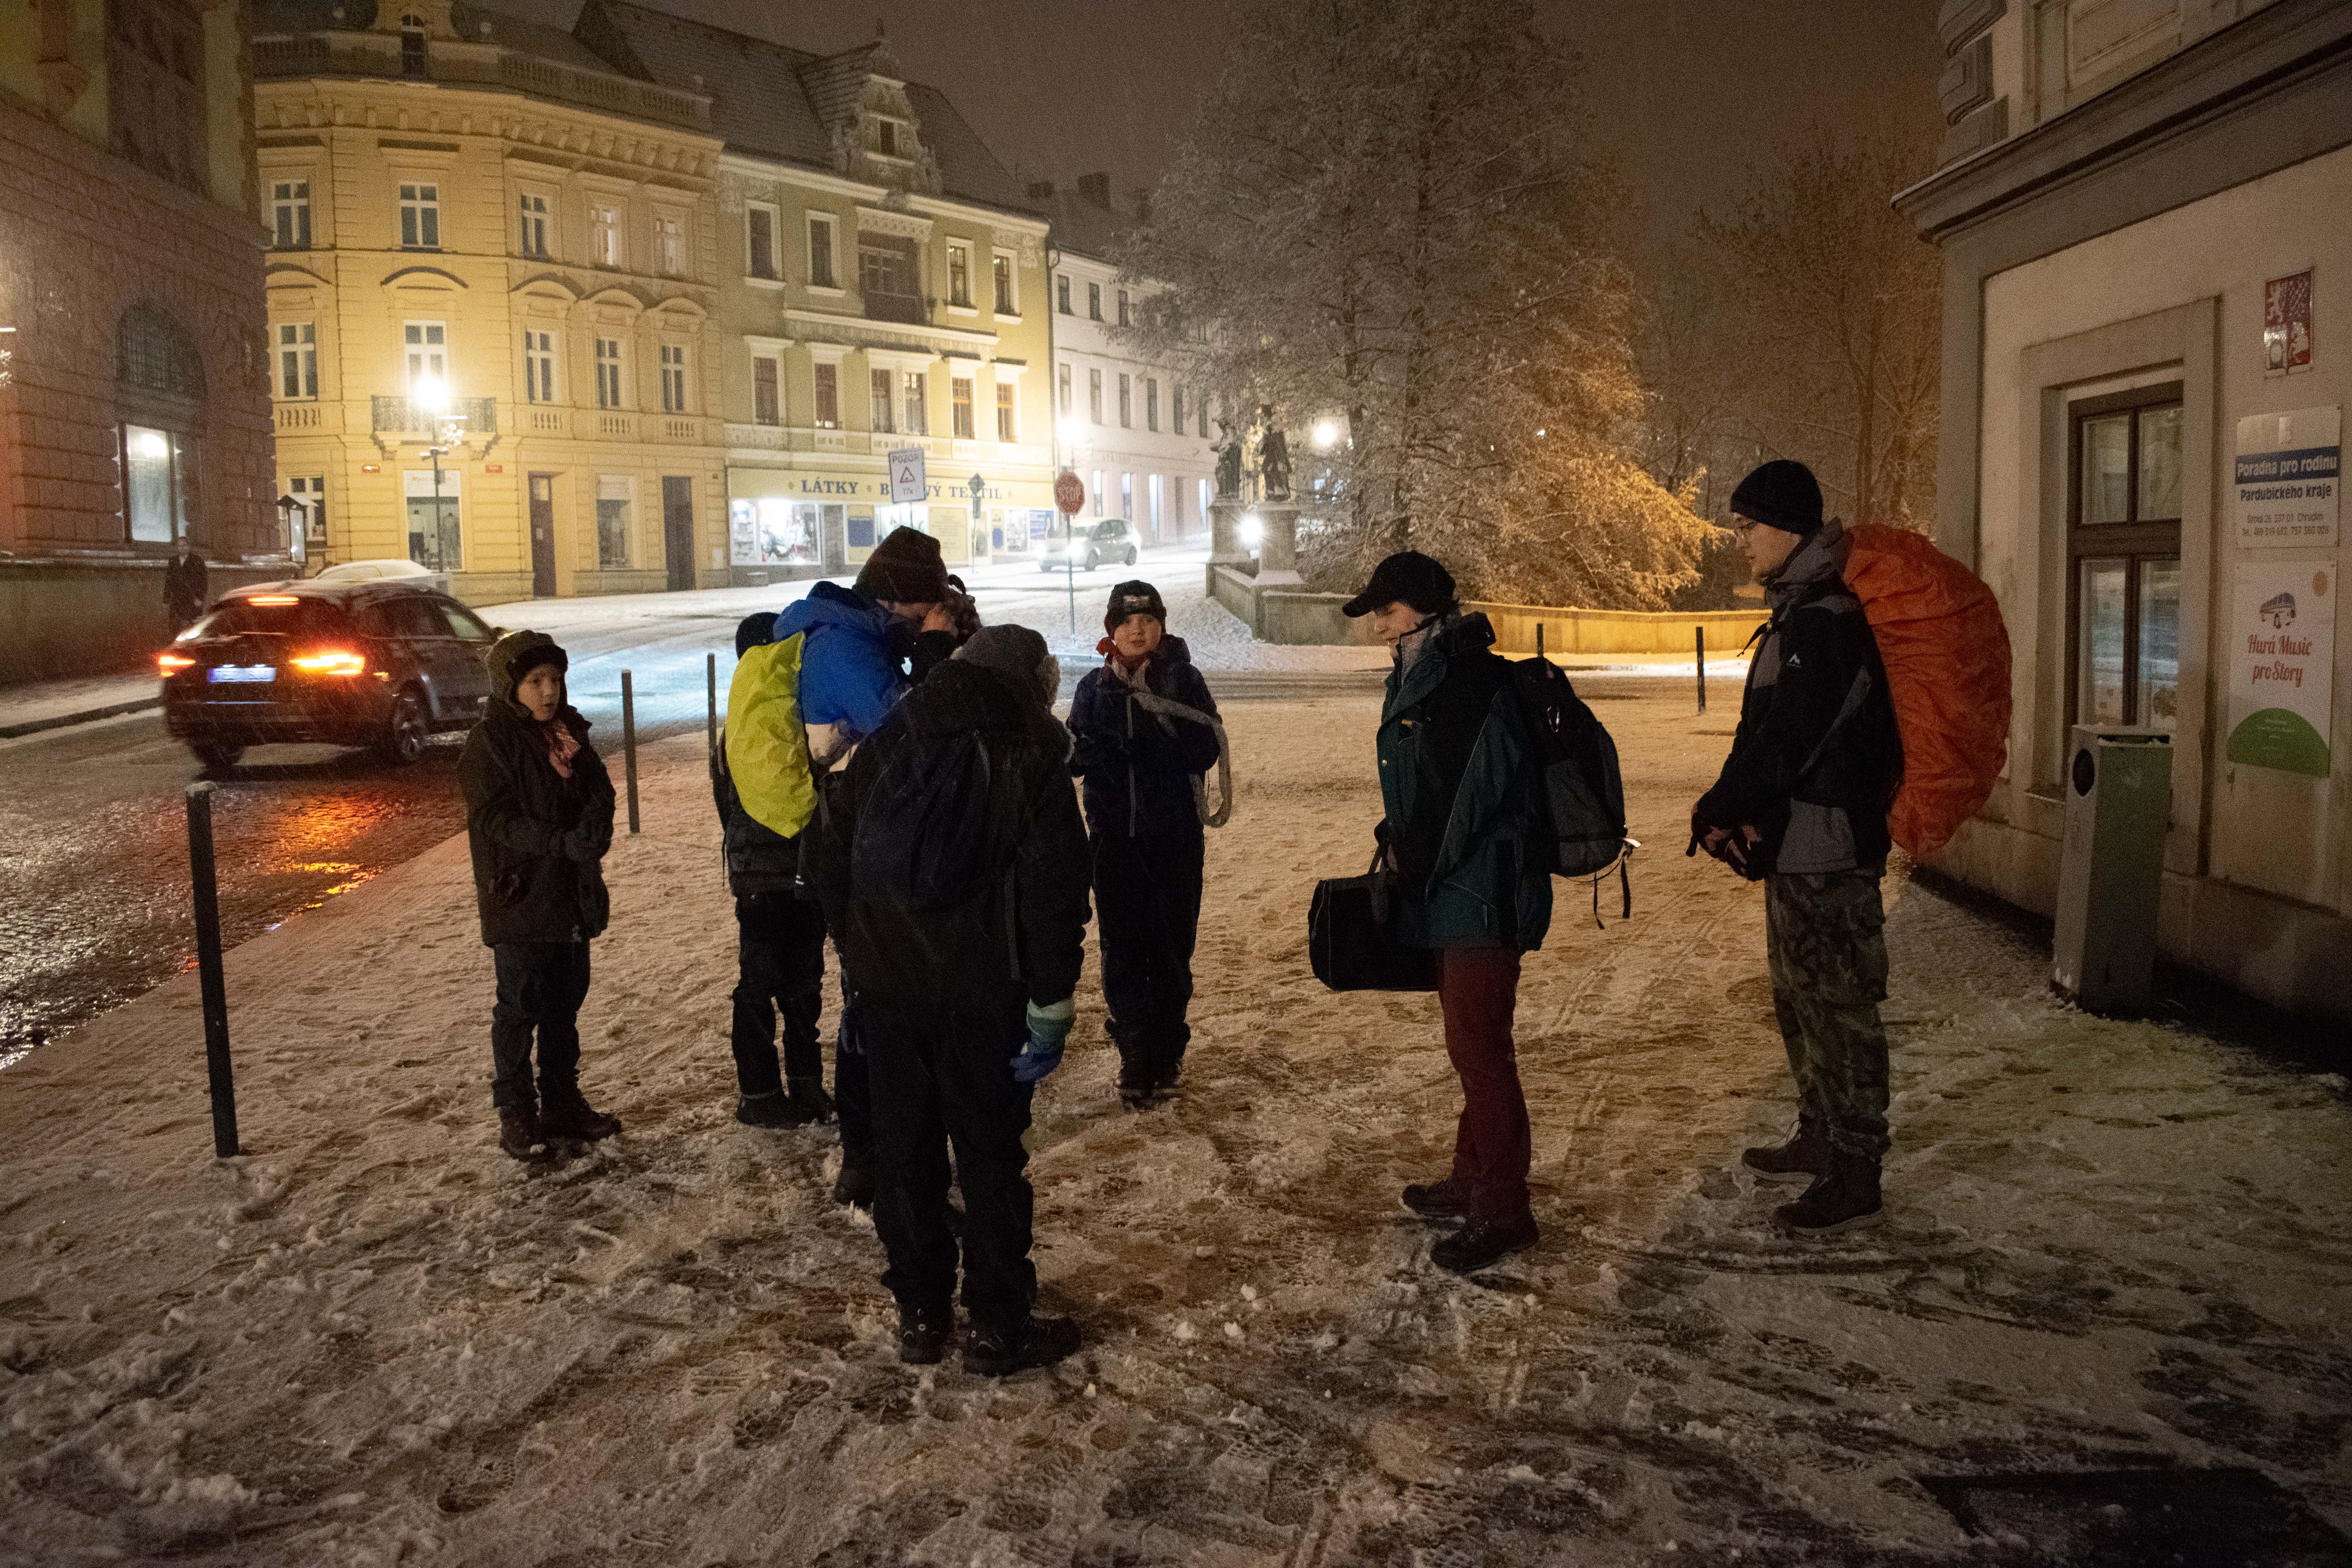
[1438, 947, 1532, 1228]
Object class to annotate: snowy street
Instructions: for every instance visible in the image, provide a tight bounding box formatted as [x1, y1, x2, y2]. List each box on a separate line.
[1, 677, 2345, 1565]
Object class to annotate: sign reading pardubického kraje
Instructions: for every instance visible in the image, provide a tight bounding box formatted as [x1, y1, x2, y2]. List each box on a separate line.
[2234, 406, 2339, 548]
[2226, 565, 2335, 778]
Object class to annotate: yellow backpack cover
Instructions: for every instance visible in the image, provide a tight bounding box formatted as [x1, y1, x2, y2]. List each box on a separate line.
[725, 633, 817, 840]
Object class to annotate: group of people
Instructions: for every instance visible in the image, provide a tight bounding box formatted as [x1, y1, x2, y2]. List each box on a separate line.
[456, 456, 1905, 1380]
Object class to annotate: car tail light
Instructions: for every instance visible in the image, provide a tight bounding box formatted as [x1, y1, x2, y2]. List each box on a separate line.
[247, 594, 300, 606]
[291, 650, 367, 676]
[158, 653, 195, 673]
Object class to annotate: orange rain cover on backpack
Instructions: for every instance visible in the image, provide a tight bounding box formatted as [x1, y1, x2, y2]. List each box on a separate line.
[1842, 523, 2013, 859]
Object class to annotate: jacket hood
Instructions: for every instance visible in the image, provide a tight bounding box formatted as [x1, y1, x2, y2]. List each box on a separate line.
[896, 659, 1071, 758]
[1763, 518, 1849, 604]
[486, 630, 561, 710]
[775, 580, 892, 642]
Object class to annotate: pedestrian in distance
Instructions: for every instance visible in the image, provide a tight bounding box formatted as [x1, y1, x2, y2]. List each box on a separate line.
[1345, 552, 1552, 1275]
[774, 525, 955, 1209]
[1067, 581, 1222, 1108]
[809, 624, 1092, 1376]
[1690, 459, 1904, 1236]
[461, 631, 622, 1161]
[165, 536, 208, 637]
[714, 610, 834, 1130]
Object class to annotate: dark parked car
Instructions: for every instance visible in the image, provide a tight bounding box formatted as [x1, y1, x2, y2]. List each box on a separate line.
[160, 579, 500, 771]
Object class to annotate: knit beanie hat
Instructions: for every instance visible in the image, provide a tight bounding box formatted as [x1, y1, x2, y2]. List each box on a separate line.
[1103, 579, 1167, 633]
[954, 623, 1060, 707]
[734, 610, 777, 657]
[854, 526, 951, 604]
[1730, 459, 1824, 537]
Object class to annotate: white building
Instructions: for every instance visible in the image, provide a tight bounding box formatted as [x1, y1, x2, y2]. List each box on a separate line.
[1900, 0, 2352, 1020]
[1036, 174, 1213, 548]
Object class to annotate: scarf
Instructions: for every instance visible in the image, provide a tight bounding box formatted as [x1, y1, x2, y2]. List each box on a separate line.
[544, 718, 580, 779]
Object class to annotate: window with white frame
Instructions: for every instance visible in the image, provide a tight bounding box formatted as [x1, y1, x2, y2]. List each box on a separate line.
[813, 361, 840, 428]
[403, 321, 445, 386]
[272, 180, 311, 249]
[1057, 275, 1071, 314]
[947, 241, 973, 309]
[1146, 377, 1158, 432]
[1058, 363, 1072, 415]
[596, 474, 632, 567]
[1118, 373, 1131, 428]
[590, 202, 622, 268]
[869, 367, 894, 433]
[523, 328, 555, 403]
[951, 373, 975, 439]
[517, 192, 548, 257]
[993, 252, 1015, 315]
[277, 323, 317, 400]
[654, 211, 687, 277]
[397, 182, 439, 248]
[746, 205, 778, 280]
[752, 354, 780, 425]
[902, 370, 928, 436]
[808, 213, 838, 289]
[288, 473, 326, 548]
[874, 116, 907, 158]
[595, 337, 623, 408]
[996, 380, 1016, 443]
[660, 343, 687, 413]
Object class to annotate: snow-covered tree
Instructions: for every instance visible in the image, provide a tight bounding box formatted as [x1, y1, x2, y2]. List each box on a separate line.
[1121, 0, 1707, 609]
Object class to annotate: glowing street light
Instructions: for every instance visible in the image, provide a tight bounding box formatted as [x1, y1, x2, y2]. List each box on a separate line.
[1240, 512, 1264, 549]
[1311, 418, 1341, 451]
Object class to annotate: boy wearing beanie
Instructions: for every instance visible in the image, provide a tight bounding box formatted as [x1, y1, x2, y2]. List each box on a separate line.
[1066, 581, 1223, 1107]
[462, 631, 621, 1160]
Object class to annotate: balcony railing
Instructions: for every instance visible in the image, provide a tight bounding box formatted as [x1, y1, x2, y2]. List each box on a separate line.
[255, 36, 330, 75]
[371, 396, 497, 440]
[863, 291, 931, 327]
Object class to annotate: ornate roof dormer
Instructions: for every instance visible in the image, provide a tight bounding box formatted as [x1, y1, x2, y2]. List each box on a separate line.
[799, 44, 940, 196]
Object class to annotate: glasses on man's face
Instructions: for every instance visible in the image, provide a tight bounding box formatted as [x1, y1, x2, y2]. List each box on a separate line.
[1730, 518, 1759, 538]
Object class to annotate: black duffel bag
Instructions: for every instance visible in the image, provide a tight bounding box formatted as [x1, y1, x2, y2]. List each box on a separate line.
[1309, 850, 1437, 993]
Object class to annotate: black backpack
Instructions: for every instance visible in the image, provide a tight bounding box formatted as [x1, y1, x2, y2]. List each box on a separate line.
[851, 730, 1002, 911]
[1506, 659, 1635, 920]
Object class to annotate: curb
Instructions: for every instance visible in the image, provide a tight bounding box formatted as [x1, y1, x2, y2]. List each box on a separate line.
[0, 695, 162, 741]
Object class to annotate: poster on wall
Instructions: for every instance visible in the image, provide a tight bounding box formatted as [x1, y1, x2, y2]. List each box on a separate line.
[728, 499, 759, 566]
[2226, 565, 2335, 778]
[2234, 407, 2339, 548]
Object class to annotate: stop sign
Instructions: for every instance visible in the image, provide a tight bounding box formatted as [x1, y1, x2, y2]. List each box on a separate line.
[1054, 471, 1084, 514]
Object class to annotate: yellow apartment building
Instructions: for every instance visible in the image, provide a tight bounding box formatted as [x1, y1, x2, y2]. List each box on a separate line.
[251, 0, 725, 603]
[573, 2, 1058, 581]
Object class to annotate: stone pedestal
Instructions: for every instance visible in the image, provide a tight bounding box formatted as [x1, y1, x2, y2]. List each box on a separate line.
[1254, 502, 1303, 585]
[1207, 499, 1252, 594]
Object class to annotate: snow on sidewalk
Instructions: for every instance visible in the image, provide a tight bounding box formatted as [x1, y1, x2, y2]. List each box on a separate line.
[1, 688, 2346, 1565]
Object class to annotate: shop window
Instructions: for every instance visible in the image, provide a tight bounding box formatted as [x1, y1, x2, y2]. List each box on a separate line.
[2069, 386, 2184, 731]
[597, 475, 633, 567]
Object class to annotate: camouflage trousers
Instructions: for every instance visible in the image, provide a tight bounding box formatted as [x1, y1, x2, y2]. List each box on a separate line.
[1764, 870, 1891, 1160]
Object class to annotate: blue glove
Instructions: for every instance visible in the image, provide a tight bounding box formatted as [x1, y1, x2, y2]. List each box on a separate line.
[1012, 997, 1075, 1085]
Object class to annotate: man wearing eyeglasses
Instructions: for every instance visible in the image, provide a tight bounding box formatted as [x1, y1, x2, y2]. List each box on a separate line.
[1692, 460, 1902, 1238]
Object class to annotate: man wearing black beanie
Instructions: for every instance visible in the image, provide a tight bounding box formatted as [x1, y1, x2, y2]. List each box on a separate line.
[1691, 459, 1902, 1237]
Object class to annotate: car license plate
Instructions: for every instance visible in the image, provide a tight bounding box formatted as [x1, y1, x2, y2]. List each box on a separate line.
[208, 665, 276, 684]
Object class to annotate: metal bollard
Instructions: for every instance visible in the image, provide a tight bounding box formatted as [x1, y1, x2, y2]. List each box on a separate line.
[621, 669, 640, 835]
[1696, 626, 1707, 714]
[184, 782, 240, 1158]
[706, 652, 718, 762]
[1536, 622, 1545, 660]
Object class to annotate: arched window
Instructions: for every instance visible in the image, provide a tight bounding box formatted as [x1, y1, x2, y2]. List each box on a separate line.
[116, 306, 204, 545]
[400, 13, 428, 78]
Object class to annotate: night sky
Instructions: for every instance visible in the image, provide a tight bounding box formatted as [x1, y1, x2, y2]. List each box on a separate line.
[496, 0, 1945, 237]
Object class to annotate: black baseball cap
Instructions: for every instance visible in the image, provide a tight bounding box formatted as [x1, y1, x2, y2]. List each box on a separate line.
[1342, 551, 1457, 618]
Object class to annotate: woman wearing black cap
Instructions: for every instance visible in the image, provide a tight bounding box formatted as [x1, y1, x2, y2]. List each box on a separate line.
[1343, 552, 1552, 1273]
[1066, 581, 1223, 1108]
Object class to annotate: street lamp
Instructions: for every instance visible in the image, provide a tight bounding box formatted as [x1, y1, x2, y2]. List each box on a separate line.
[1311, 418, 1341, 452]
[412, 376, 465, 574]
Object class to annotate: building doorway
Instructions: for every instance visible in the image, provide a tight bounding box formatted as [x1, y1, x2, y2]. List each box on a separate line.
[661, 476, 695, 591]
[528, 473, 558, 597]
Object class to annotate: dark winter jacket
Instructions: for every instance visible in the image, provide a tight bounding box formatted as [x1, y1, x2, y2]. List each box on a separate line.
[810, 659, 1091, 1010]
[711, 726, 803, 898]
[165, 551, 208, 619]
[1375, 613, 1551, 952]
[1693, 520, 1902, 876]
[461, 632, 615, 946]
[772, 581, 911, 764]
[1067, 637, 1221, 838]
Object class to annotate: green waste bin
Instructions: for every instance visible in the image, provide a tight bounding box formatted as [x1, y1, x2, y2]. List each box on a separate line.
[2052, 725, 2172, 1013]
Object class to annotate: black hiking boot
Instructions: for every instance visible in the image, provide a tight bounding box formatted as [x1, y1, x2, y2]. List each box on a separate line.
[898, 1305, 951, 1366]
[964, 1315, 1081, 1377]
[833, 1157, 875, 1210]
[541, 1090, 620, 1142]
[737, 1090, 820, 1129]
[1401, 1178, 1468, 1221]
[498, 1104, 548, 1161]
[786, 1075, 836, 1125]
[1431, 1216, 1540, 1275]
[1773, 1150, 1883, 1236]
[1742, 1116, 1831, 1185]
[1110, 1025, 1152, 1110]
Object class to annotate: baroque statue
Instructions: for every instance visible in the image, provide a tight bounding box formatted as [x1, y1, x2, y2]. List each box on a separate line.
[1257, 408, 1292, 503]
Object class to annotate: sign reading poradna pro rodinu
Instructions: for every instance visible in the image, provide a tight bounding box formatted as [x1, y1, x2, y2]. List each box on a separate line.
[2234, 406, 2339, 548]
